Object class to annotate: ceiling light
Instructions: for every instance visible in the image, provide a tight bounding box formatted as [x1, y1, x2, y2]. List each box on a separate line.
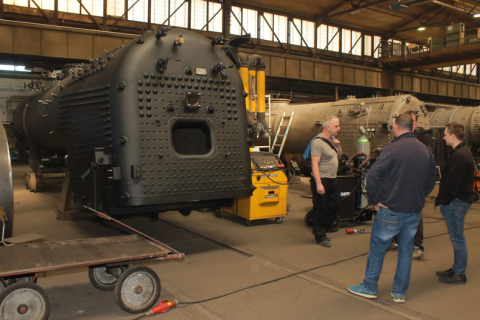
[474, 13, 480, 18]
[417, 26, 426, 31]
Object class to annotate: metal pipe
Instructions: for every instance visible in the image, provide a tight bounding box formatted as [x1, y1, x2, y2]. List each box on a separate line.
[431, 0, 467, 13]
[424, 102, 460, 108]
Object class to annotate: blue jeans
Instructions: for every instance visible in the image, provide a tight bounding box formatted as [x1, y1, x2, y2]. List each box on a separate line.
[440, 198, 471, 275]
[363, 207, 421, 295]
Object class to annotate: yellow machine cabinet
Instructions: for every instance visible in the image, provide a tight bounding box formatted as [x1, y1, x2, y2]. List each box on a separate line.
[222, 152, 288, 225]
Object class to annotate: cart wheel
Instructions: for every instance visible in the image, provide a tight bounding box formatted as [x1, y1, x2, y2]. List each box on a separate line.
[0, 282, 50, 320]
[214, 208, 223, 218]
[304, 210, 314, 227]
[114, 266, 161, 313]
[245, 220, 252, 226]
[329, 215, 341, 233]
[89, 265, 127, 291]
[275, 217, 283, 224]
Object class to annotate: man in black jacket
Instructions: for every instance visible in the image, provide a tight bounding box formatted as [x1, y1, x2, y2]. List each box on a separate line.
[348, 114, 436, 303]
[435, 122, 475, 284]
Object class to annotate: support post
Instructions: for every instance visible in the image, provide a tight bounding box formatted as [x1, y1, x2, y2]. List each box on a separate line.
[222, 0, 231, 39]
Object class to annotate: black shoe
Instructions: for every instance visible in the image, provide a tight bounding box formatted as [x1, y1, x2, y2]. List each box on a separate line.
[436, 268, 454, 277]
[438, 272, 466, 284]
[317, 239, 332, 247]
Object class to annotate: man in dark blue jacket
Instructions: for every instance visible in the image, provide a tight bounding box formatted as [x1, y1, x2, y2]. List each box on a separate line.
[435, 122, 475, 284]
[348, 114, 436, 303]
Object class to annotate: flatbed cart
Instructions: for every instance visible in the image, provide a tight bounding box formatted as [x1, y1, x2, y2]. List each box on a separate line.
[0, 208, 184, 320]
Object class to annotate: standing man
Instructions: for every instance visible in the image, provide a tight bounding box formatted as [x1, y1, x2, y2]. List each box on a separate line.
[348, 114, 436, 303]
[405, 110, 436, 259]
[435, 122, 474, 284]
[310, 116, 342, 247]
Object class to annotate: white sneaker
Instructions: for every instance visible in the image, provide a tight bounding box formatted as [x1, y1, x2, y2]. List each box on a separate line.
[412, 246, 424, 259]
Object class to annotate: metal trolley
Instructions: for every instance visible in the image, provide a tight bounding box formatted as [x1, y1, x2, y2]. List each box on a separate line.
[0, 208, 184, 320]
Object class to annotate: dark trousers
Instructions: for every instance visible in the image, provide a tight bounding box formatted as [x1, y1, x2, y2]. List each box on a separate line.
[310, 177, 341, 242]
[393, 216, 424, 250]
[414, 217, 424, 250]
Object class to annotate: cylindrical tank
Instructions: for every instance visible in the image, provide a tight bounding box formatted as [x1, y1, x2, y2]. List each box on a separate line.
[270, 94, 480, 173]
[270, 94, 430, 157]
[356, 135, 370, 155]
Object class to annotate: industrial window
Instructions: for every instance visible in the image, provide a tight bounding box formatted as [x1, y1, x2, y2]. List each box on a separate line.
[290, 19, 302, 46]
[192, 0, 207, 30]
[230, 7, 257, 38]
[0, 65, 31, 72]
[4, 0, 29, 7]
[127, 0, 148, 22]
[303, 20, 315, 48]
[342, 28, 351, 54]
[467, 64, 477, 76]
[273, 14, 287, 43]
[260, 13, 274, 41]
[289, 19, 314, 47]
[373, 36, 382, 58]
[81, 0, 103, 16]
[7, 0, 55, 10]
[261, 12, 288, 43]
[243, 8, 257, 38]
[317, 24, 339, 52]
[230, 6, 242, 35]
[152, 0, 168, 24]
[170, 0, 189, 28]
[207, 1, 222, 33]
[351, 31, 362, 56]
[364, 35, 372, 56]
[58, 0, 80, 14]
[107, 0, 124, 17]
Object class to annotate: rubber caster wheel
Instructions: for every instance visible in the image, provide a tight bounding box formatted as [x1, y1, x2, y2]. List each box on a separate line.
[89, 265, 127, 291]
[0, 282, 51, 320]
[114, 266, 161, 313]
[29, 173, 37, 193]
[304, 210, 313, 227]
[275, 217, 283, 224]
[245, 220, 252, 226]
[25, 173, 30, 190]
[214, 208, 223, 218]
[329, 215, 341, 233]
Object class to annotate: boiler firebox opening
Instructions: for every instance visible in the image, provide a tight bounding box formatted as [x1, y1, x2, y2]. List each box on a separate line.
[171, 120, 213, 155]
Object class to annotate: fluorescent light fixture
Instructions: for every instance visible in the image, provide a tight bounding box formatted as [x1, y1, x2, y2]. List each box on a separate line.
[474, 13, 480, 18]
[417, 26, 426, 31]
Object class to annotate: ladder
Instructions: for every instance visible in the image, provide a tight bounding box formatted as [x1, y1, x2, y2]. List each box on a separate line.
[270, 112, 294, 157]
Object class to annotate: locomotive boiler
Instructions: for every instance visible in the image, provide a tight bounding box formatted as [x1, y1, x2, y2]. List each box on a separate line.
[9, 28, 254, 238]
[268, 94, 480, 172]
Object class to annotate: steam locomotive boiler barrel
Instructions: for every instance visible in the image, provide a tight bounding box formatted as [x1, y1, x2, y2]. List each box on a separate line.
[269, 95, 428, 157]
[429, 106, 480, 147]
[12, 85, 67, 154]
[12, 28, 253, 213]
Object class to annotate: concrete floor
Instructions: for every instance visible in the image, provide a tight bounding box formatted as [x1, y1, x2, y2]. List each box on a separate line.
[7, 161, 480, 320]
